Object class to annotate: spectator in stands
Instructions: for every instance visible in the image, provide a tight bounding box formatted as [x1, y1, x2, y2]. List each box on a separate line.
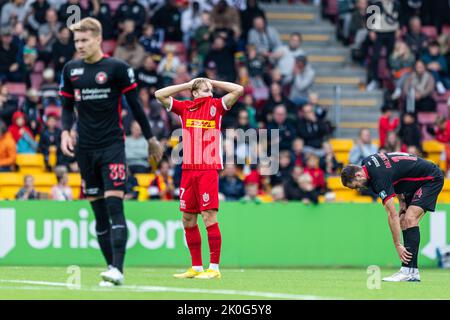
[389, 40, 416, 100]
[204, 32, 236, 82]
[398, 112, 422, 150]
[151, 0, 182, 41]
[39, 68, 60, 108]
[365, 0, 399, 91]
[148, 159, 175, 200]
[125, 120, 150, 174]
[193, 11, 212, 62]
[260, 82, 295, 124]
[297, 104, 328, 154]
[124, 166, 139, 200]
[320, 141, 341, 175]
[349, 0, 368, 43]
[428, 115, 450, 173]
[0, 0, 29, 26]
[404, 16, 429, 58]
[285, 167, 319, 204]
[304, 153, 326, 194]
[266, 104, 296, 151]
[0, 84, 18, 126]
[136, 55, 161, 94]
[58, 0, 88, 26]
[88, 0, 114, 40]
[16, 174, 38, 200]
[38, 8, 61, 64]
[8, 111, 38, 154]
[349, 128, 378, 165]
[270, 149, 293, 186]
[210, 0, 241, 40]
[0, 26, 23, 82]
[51, 167, 73, 201]
[23, 34, 38, 77]
[336, 0, 355, 45]
[38, 112, 62, 171]
[291, 137, 305, 168]
[27, 0, 51, 34]
[0, 119, 16, 171]
[240, 0, 265, 42]
[421, 40, 448, 94]
[384, 130, 402, 153]
[378, 104, 399, 147]
[240, 182, 262, 204]
[181, 0, 203, 48]
[247, 15, 281, 58]
[52, 26, 75, 76]
[148, 99, 170, 141]
[283, 55, 315, 107]
[139, 23, 164, 63]
[271, 185, 285, 202]
[272, 32, 305, 79]
[23, 88, 42, 137]
[114, 32, 146, 69]
[246, 43, 266, 88]
[403, 59, 436, 112]
[157, 45, 182, 86]
[219, 163, 245, 201]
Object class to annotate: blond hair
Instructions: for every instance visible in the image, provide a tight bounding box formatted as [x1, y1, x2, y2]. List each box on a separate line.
[69, 17, 102, 37]
[191, 78, 211, 94]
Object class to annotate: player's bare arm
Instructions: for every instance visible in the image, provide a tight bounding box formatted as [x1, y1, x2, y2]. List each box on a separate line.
[384, 197, 412, 264]
[154, 81, 194, 109]
[210, 80, 244, 109]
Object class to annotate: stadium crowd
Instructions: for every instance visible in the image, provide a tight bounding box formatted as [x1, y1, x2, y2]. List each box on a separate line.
[0, 0, 449, 203]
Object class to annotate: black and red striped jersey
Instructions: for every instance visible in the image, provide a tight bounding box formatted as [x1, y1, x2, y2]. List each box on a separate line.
[59, 56, 137, 150]
[361, 152, 442, 204]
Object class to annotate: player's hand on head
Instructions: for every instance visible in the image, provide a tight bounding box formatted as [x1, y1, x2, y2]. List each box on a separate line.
[396, 244, 413, 264]
[148, 137, 163, 163]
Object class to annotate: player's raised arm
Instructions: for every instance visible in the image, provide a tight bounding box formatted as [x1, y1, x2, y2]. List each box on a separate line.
[154, 81, 194, 109]
[210, 80, 244, 110]
[384, 197, 412, 264]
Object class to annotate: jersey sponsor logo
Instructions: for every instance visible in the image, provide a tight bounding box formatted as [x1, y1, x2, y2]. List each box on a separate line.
[377, 153, 392, 169]
[370, 156, 380, 167]
[186, 119, 216, 129]
[379, 190, 387, 200]
[80, 88, 111, 100]
[74, 89, 81, 101]
[202, 192, 210, 203]
[70, 68, 84, 76]
[210, 106, 216, 117]
[95, 71, 108, 84]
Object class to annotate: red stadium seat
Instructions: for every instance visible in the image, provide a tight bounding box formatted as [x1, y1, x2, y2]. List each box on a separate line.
[417, 112, 437, 125]
[31, 73, 43, 90]
[101, 40, 117, 56]
[324, 0, 338, 16]
[421, 26, 438, 40]
[33, 61, 45, 73]
[4, 82, 27, 96]
[44, 105, 62, 118]
[437, 102, 449, 118]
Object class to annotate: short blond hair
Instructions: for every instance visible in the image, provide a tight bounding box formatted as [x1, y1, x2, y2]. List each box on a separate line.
[191, 78, 211, 94]
[69, 17, 102, 37]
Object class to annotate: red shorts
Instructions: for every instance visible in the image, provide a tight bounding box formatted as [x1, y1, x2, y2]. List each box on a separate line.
[179, 170, 219, 213]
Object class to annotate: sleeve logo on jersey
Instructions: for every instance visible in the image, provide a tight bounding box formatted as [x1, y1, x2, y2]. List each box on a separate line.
[70, 68, 84, 76]
[74, 89, 81, 101]
[370, 156, 380, 167]
[210, 106, 216, 117]
[95, 71, 108, 84]
[127, 68, 135, 83]
[379, 190, 387, 200]
[186, 119, 216, 129]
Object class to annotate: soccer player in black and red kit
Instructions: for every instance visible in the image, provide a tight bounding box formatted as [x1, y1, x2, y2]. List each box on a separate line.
[341, 152, 444, 282]
[59, 18, 163, 286]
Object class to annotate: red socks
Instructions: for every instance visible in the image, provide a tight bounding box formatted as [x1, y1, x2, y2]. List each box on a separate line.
[206, 222, 222, 264]
[184, 225, 202, 267]
[185, 223, 222, 267]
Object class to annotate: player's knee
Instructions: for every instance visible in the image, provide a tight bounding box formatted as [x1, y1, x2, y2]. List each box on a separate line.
[105, 196, 126, 225]
[90, 198, 110, 232]
[404, 215, 419, 228]
[201, 210, 217, 227]
[182, 213, 197, 228]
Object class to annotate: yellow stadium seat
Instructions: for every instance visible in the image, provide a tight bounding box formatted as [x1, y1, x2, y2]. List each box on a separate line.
[423, 140, 444, 153]
[443, 179, 450, 191]
[351, 196, 374, 203]
[0, 186, 20, 200]
[329, 139, 353, 152]
[19, 167, 46, 174]
[32, 173, 57, 187]
[16, 154, 45, 168]
[335, 152, 349, 165]
[327, 176, 345, 190]
[138, 186, 149, 201]
[48, 146, 57, 168]
[134, 173, 155, 187]
[67, 173, 82, 187]
[72, 187, 81, 200]
[335, 190, 359, 201]
[0, 173, 24, 186]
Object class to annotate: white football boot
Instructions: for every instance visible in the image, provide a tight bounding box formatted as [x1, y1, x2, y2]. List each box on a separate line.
[382, 267, 421, 282]
[100, 267, 124, 286]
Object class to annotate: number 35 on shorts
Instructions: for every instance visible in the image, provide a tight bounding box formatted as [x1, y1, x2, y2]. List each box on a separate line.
[109, 164, 126, 181]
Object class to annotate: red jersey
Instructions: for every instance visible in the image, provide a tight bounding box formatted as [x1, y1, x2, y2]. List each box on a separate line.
[169, 96, 229, 170]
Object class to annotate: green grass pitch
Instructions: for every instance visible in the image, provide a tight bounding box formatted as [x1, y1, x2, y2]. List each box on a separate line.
[0, 266, 448, 300]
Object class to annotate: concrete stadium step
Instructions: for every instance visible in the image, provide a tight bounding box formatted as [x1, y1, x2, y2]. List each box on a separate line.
[337, 127, 378, 139]
[275, 24, 335, 35]
[303, 46, 348, 56]
[266, 12, 317, 21]
[313, 89, 384, 101]
[317, 98, 381, 108]
[314, 67, 367, 78]
[281, 33, 333, 45]
[315, 76, 364, 86]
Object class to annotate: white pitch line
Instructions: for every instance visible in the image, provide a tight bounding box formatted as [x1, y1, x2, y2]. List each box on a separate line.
[0, 279, 339, 300]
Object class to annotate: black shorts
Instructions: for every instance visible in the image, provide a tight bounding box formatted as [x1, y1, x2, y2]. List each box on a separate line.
[404, 172, 444, 212]
[76, 143, 127, 197]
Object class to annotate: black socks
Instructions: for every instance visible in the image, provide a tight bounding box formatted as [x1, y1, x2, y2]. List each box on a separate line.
[90, 199, 113, 266]
[402, 226, 420, 269]
[105, 196, 128, 273]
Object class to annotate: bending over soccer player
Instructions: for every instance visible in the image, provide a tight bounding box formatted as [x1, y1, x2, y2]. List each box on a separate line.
[59, 18, 163, 286]
[155, 78, 244, 279]
[341, 152, 444, 282]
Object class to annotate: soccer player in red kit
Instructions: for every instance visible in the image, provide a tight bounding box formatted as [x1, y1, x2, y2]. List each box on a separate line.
[155, 78, 243, 279]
